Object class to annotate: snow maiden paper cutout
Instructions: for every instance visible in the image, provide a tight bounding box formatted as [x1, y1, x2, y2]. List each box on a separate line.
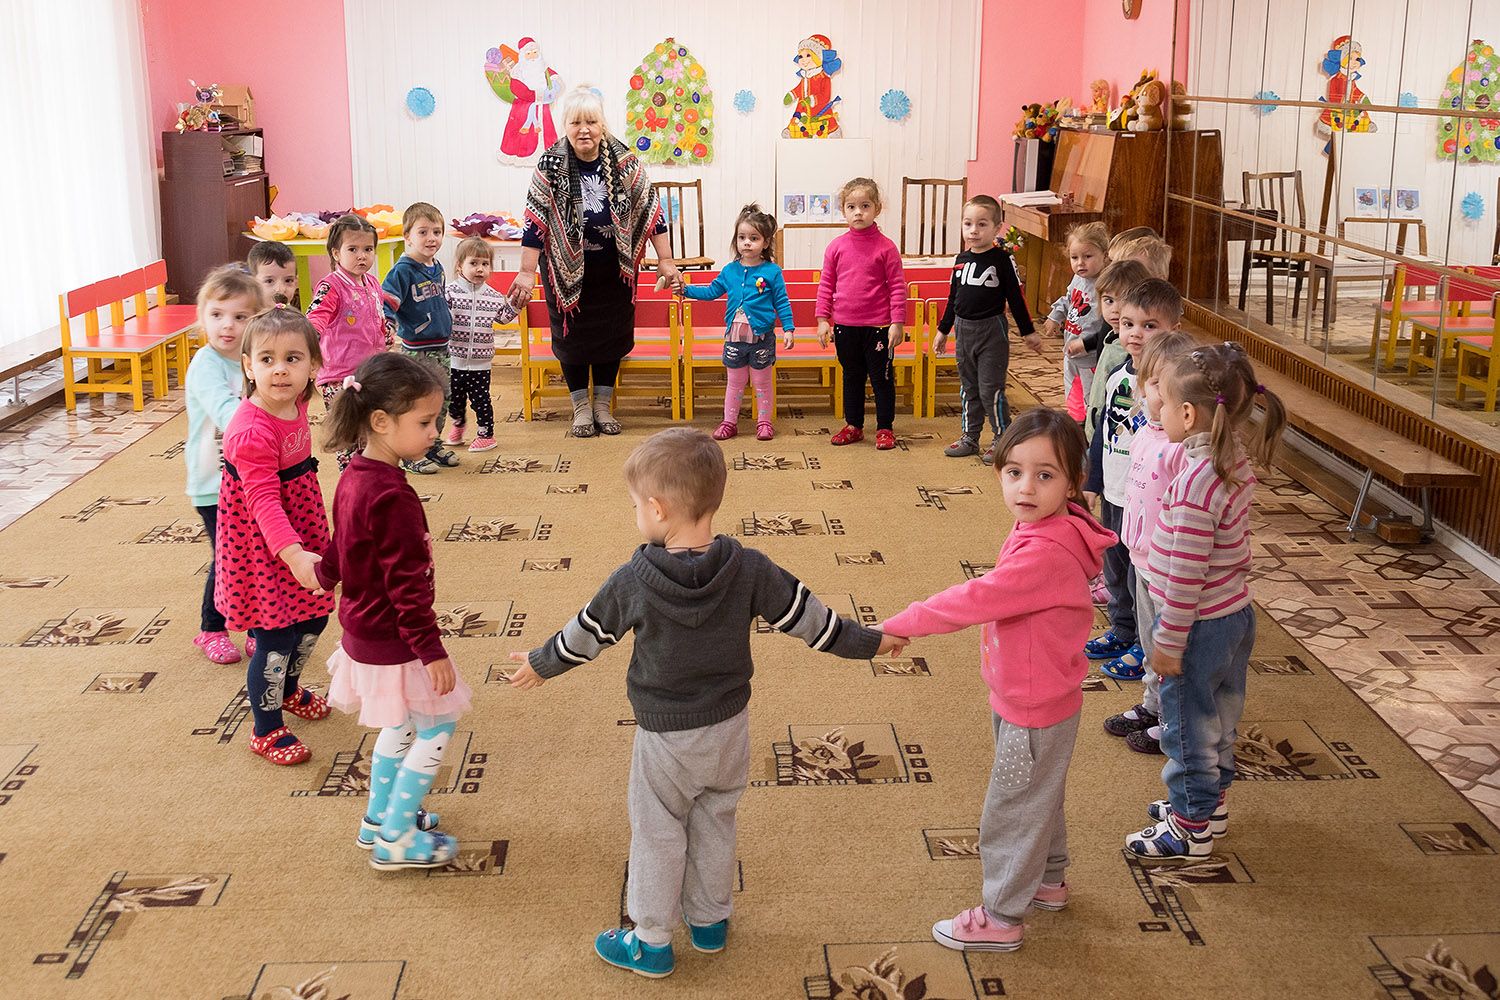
[1316, 35, 1376, 152]
[625, 38, 716, 166]
[486, 38, 564, 163]
[1437, 40, 1500, 163]
[783, 34, 843, 139]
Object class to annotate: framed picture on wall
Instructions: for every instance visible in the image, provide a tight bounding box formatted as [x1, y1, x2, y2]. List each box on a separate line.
[782, 193, 807, 222]
[1393, 188, 1421, 219]
[1353, 187, 1380, 217]
[808, 193, 833, 220]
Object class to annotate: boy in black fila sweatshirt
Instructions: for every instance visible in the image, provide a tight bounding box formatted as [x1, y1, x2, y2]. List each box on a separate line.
[934, 195, 1040, 463]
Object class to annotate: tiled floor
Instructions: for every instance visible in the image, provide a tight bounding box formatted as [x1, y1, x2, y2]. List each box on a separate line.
[3, 349, 1499, 827]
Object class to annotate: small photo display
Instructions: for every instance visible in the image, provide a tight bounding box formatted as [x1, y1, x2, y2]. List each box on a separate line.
[1353, 187, 1380, 217]
[782, 193, 807, 222]
[808, 193, 833, 220]
[1393, 187, 1421, 218]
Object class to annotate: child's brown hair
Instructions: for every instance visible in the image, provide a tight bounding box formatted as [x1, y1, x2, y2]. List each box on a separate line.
[1094, 259, 1151, 299]
[838, 177, 882, 212]
[197, 263, 265, 316]
[1136, 328, 1198, 385]
[246, 240, 294, 273]
[1065, 221, 1110, 256]
[323, 352, 446, 454]
[241, 307, 323, 403]
[731, 203, 777, 263]
[1162, 342, 1286, 486]
[991, 406, 1089, 501]
[327, 213, 379, 261]
[623, 427, 728, 520]
[965, 194, 1003, 226]
[1112, 235, 1173, 279]
[402, 201, 444, 234]
[454, 237, 494, 270]
[1121, 278, 1184, 325]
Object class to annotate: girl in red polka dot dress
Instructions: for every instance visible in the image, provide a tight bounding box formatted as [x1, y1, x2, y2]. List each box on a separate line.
[215, 307, 337, 766]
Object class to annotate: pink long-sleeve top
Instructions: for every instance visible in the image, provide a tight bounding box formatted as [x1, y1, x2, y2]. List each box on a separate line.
[221, 397, 314, 557]
[1146, 433, 1256, 655]
[1120, 417, 1186, 570]
[882, 502, 1116, 728]
[307, 268, 394, 386]
[815, 224, 907, 327]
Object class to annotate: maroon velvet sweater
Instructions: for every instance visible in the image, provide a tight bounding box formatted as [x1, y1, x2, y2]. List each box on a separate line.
[316, 454, 448, 665]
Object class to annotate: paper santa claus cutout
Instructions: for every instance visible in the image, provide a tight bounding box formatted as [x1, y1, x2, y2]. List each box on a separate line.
[486, 37, 565, 162]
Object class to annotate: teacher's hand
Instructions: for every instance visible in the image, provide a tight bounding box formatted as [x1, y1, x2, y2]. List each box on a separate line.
[656, 261, 683, 293]
[507, 271, 536, 310]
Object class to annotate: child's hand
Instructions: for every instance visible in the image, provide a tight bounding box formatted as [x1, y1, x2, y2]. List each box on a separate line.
[1024, 332, 1044, 354]
[1065, 338, 1085, 357]
[783, 331, 795, 350]
[670, 273, 686, 295]
[932, 332, 949, 355]
[817, 319, 832, 347]
[1042, 318, 1062, 339]
[1152, 650, 1183, 677]
[281, 545, 324, 594]
[507, 652, 546, 690]
[425, 657, 456, 696]
[876, 631, 910, 657]
[887, 324, 905, 351]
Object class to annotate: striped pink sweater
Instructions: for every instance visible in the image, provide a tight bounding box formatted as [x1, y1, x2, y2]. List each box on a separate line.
[1146, 434, 1256, 655]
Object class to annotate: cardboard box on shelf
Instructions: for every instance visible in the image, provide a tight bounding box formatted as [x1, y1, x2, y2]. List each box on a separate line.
[212, 85, 255, 128]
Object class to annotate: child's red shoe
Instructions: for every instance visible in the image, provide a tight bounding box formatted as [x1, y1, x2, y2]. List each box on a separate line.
[830, 425, 864, 446]
[249, 727, 311, 766]
[875, 429, 897, 450]
[282, 687, 332, 721]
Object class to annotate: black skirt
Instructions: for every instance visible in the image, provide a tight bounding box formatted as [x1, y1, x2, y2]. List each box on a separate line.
[542, 257, 636, 366]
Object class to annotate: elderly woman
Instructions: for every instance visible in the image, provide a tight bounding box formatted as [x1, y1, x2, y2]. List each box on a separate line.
[508, 86, 683, 437]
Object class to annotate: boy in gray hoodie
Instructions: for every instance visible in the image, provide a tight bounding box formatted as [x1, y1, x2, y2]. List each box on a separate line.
[509, 427, 906, 979]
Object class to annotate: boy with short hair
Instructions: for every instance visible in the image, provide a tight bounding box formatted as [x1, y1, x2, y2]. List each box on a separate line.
[1083, 278, 1184, 686]
[1086, 235, 1173, 438]
[383, 201, 458, 474]
[247, 240, 299, 307]
[508, 428, 907, 979]
[444, 237, 517, 454]
[935, 194, 1039, 463]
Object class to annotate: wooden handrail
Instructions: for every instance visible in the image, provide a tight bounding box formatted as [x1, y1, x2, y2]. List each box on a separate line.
[1180, 93, 1500, 122]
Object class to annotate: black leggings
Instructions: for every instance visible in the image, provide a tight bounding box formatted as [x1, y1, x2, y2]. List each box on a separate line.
[561, 361, 621, 394]
[834, 325, 896, 431]
[247, 616, 328, 737]
[449, 368, 495, 437]
[195, 505, 224, 632]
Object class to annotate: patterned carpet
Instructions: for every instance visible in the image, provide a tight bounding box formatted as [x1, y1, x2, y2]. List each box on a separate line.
[2, 362, 1498, 999]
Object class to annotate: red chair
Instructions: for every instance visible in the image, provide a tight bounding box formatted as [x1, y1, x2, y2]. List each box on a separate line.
[1408, 272, 1500, 376]
[617, 298, 682, 418]
[517, 300, 564, 420]
[59, 273, 177, 412]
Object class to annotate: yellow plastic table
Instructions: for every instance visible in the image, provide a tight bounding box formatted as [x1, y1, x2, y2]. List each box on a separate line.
[243, 234, 404, 307]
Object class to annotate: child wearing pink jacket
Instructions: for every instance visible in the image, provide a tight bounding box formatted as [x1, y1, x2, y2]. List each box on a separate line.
[880, 408, 1114, 954]
[815, 177, 907, 450]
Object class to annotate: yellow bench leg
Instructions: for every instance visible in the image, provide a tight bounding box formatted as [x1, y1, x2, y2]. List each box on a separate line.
[130, 354, 144, 411]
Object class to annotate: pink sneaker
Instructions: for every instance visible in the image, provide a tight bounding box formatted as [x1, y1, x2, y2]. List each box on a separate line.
[1031, 882, 1069, 911]
[194, 630, 242, 665]
[469, 435, 497, 453]
[756, 421, 774, 441]
[444, 422, 465, 446]
[712, 420, 738, 441]
[932, 905, 1023, 952]
[245, 634, 257, 659]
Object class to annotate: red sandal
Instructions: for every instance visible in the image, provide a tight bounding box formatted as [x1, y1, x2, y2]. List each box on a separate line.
[248, 727, 311, 766]
[282, 686, 332, 721]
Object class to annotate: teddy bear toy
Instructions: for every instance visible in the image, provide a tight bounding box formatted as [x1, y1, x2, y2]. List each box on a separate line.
[1129, 78, 1169, 131]
[1169, 81, 1193, 129]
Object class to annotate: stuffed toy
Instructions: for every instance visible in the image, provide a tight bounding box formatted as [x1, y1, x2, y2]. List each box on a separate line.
[1090, 79, 1111, 114]
[1129, 78, 1169, 131]
[1169, 81, 1193, 129]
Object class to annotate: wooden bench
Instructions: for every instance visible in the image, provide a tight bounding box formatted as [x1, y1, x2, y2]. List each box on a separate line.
[1244, 360, 1478, 540]
[0, 328, 67, 429]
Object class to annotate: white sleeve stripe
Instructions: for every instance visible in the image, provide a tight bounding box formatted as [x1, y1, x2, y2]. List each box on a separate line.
[771, 583, 809, 630]
[554, 634, 587, 664]
[811, 610, 840, 650]
[579, 607, 618, 644]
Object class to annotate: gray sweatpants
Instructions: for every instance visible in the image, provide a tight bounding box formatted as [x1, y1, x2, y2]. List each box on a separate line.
[626, 708, 750, 945]
[954, 314, 1011, 445]
[980, 710, 1080, 924]
[1134, 566, 1162, 715]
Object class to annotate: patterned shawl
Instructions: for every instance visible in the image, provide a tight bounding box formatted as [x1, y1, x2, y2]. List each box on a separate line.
[524, 136, 661, 322]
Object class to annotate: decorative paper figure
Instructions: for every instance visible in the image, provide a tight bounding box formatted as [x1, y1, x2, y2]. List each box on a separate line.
[1393, 188, 1421, 219]
[486, 38, 563, 163]
[879, 89, 912, 122]
[1461, 192, 1486, 221]
[783, 34, 843, 139]
[405, 87, 435, 119]
[175, 80, 223, 133]
[1316, 35, 1376, 152]
[625, 38, 716, 166]
[1437, 40, 1500, 162]
[734, 89, 756, 114]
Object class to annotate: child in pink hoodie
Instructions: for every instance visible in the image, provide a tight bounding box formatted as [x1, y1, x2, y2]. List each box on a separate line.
[880, 407, 1114, 954]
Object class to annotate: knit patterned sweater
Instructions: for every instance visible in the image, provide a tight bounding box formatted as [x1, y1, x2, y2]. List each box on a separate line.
[445, 277, 519, 370]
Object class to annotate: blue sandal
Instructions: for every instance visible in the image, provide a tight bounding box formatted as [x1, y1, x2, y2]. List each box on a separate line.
[1100, 644, 1145, 680]
[1085, 630, 1134, 659]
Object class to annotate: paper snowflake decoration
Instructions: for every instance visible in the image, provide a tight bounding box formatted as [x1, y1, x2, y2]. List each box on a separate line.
[1461, 191, 1485, 221]
[405, 87, 435, 118]
[1252, 90, 1280, 116]
[879, 89, 912, 122]
[733, 89, 755, 114]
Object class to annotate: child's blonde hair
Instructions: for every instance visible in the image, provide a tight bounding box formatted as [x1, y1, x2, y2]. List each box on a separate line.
[838, 177, 882, 212]
[732, 203, 777, 263]
[1065, 221, 1110, 256]
[402, 202, 443, 234]
[1113, 235, 1173, 280]
[454, 237, 494, 269]
[1094, 259, 1151, 299]
[1108, 227, 1156, 254]
[1162, 342, 1285, 487]
[1136, 328, 1198, 384]
[623, 428, 728, 520]
[241, 307, 323, 404]
[196, 264, 264, 317]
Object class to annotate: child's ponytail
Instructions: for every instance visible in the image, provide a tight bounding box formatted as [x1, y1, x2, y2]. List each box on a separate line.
[323, 352, 445, 454]
[1166, 342, 1285, 486]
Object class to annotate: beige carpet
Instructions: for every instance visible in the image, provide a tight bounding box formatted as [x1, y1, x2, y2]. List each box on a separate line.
[1, 374, 1497, 1000]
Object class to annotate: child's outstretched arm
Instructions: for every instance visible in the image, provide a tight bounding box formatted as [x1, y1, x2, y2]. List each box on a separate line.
[680, 272, 727, 301]
[755, 555, 883, 661]
[881, 537, 1065, 638]
[509, 568, 632, 689]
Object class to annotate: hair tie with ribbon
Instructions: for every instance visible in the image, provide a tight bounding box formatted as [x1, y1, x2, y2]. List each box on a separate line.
[1215, 393, 1227, 405]
[342, 375, 362, 392]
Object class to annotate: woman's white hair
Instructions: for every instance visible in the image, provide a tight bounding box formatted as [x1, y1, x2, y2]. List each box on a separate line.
[560, 85, 609, 136]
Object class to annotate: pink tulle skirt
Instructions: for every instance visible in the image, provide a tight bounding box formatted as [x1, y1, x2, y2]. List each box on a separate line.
[326, 644, 473, 730]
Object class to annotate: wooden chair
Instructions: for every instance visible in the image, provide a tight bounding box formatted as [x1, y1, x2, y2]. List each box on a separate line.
[900, 177, 967, 259]
[1408, 273, 1500, 376]
[615, 299, 683, 419]
[644, 179, 714, 272]
[58, 263, 195, 412]
[1238, 170, 1321, 325]
[1311, 219, 1433, 327]
[1370, 264, 1452, 367]
[777, 299, 843, 412]
[1453, 266, 1500, 410]
[517, 300, 566, 420]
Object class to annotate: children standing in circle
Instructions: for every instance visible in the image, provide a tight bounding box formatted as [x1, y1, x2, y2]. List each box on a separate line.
[319, 353, 471, 869]
[1041, 222, 1109, 423]
[443, 237, 519, 454]
[678, 204, 795, 442]
[880, 408, 1114, 952]
[934, 194, 1040, 464]
[1124, 343, 1285, 858]
[308, 214, 394, 472]
[215, 308, 336, 766]
[816, 177, 908, 450]
[185, 265, 264, 665]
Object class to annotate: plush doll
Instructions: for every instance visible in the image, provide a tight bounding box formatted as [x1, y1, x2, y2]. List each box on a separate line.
[1129, 78, 1169, 131]
[1169, 81, 1193, 129]
[1090, 79, 1111, 115]
[1107, 94, 1136, 131]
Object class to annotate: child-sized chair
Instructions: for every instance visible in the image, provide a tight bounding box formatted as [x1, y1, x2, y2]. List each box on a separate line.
[1452, 267, 1500, 410]
[58, 262, 196, 412]
[517, 300, 565, 420]
[1407, 273, 1500, 377]
[616, 299, 683, 420]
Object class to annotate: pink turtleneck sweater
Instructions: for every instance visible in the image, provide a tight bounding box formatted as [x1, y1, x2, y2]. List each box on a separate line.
[815, 223, 907, 326]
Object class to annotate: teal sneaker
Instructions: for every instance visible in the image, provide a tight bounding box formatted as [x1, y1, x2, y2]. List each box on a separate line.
[689, 919, 728, 954]
[594, 928, 675, 979]
[369, 828, 458, 870]
[356, 809, 439, 850]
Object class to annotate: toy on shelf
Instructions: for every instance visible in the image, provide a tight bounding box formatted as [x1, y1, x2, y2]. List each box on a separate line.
[175, 79, 223, 133]
[250, 216, 300, 241]
[451, 213, 523, 240]
[1090, 79, 1111, 114]
[1014, 99, 1067, 142]
[1130, 77, 1168, 131]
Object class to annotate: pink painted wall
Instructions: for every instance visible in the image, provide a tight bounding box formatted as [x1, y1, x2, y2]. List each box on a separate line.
[968, 0, 1190, 196]
[138, 0, 353, 212]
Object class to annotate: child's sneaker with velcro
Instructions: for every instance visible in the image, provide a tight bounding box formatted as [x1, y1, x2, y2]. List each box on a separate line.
[1104, 704, 1158, 737]
[1100, 643, 1145, 680]
[1148, 797, 1228, 838]
[356, 809, 440, 849]
[689, 919, 728, 953]
[1085, 630, 1133, 659]
[1125, 810, 1214, 858]
[932, 905, 1024, 952]
[369, 827, 459, 870]
[594, 928, 675, 978]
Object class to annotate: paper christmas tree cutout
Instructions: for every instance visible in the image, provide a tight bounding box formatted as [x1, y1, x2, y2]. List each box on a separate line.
[625, 38, 715, 166]
[1438, 39, 1500, 163]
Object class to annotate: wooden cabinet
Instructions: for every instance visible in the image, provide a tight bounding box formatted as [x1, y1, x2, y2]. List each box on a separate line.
[160, 128, 269, 300]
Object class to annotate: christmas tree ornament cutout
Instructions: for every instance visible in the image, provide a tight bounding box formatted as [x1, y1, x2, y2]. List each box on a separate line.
[625, 38, 715, 166]
[1438, 40, 1499, 162]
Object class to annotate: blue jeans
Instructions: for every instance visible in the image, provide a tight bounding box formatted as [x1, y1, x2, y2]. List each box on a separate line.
[723, 334, 777, 370]
[1159, 605, 1255, 822]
